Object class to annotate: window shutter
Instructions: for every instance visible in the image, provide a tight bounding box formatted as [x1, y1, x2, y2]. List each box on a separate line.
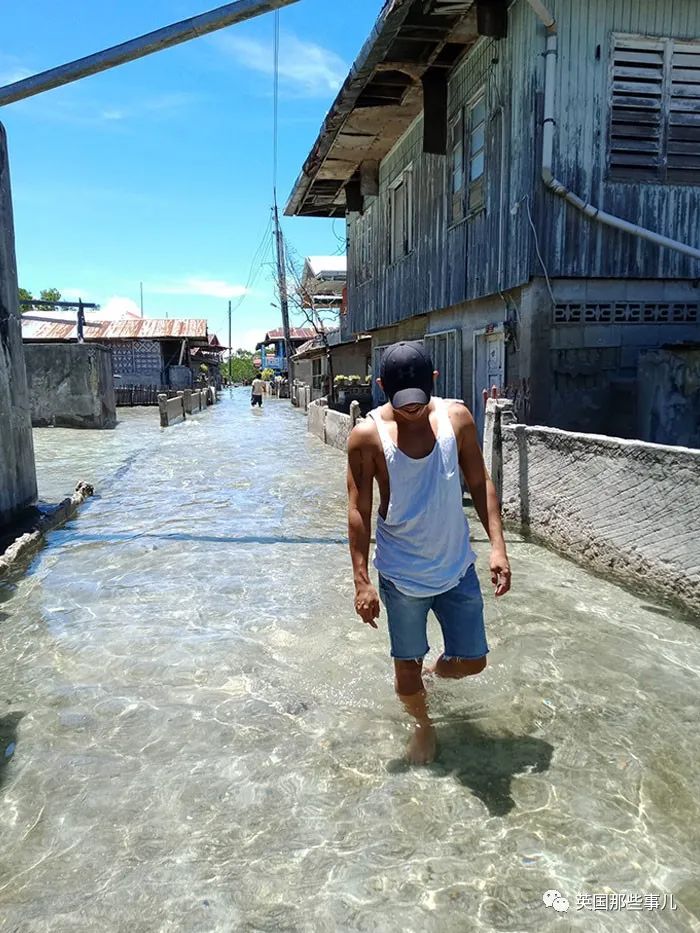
[668, 42, 700, 183]
[609, 38, 665, 181]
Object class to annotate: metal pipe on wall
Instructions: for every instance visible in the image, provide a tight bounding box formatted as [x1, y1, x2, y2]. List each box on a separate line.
[526, 0, 700, 263]
[0, 0, 299, 108]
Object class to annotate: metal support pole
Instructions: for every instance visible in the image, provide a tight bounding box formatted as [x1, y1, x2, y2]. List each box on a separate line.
[0, 0, 300, 107]
[77, 299, 85, 344]
[228, 299, 232, 381]
[273, 203, 293, 380]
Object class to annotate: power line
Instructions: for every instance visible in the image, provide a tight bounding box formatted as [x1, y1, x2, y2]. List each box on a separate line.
[272, 9, 280, 199]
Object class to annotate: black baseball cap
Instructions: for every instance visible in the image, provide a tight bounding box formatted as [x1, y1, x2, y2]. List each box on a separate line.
[380, 341, 434, 409]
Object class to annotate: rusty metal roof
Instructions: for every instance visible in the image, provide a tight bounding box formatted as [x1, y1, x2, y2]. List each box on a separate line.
[22, 316, 209, 343]
[285, 0, 477, 218]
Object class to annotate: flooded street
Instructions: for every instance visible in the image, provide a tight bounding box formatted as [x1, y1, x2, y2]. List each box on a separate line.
[1, 390, 699, 932]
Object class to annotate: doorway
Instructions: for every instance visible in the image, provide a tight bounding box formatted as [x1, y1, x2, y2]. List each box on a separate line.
[473, 326, 505, 442]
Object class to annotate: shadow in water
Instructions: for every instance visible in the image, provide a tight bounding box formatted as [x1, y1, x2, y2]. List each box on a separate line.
[57, 531, 352, 547]
[0, 712, 24, 790]
[389, 720, 553, 818]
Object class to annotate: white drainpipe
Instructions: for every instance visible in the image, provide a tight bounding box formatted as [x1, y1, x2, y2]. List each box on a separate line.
[526, 0, 700, 262]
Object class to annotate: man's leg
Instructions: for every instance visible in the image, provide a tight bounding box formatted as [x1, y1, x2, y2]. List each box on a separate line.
[394, 659, 437, 765]
[378, 576, 436, 765]
[428, 565, 489, 681]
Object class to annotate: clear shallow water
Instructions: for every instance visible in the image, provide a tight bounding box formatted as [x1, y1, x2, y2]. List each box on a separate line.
[1, 390, 699, 932]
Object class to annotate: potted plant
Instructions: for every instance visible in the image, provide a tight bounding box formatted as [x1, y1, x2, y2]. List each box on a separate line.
[334, 374, 348, 387]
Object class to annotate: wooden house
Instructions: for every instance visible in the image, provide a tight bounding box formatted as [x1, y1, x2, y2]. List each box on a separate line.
[254, 327, 317, 374]
[287, 0, 700, 441]
[22, 313, 220, 393]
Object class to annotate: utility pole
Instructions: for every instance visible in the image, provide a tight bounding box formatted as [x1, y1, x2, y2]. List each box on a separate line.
[273, 203, 293, 379]
[228, 299, 232, 381]
[140, 281, 144, 317]
[0, 0, 300, 108]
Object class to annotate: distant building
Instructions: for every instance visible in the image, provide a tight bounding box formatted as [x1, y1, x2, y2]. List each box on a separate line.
[292, 329, 372, 401]
[22, 312, 223, 391]
[254, 327, 317, 375]
[300, 256, 347, 313]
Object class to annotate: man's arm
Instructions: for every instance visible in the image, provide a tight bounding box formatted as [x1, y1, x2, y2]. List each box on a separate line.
[347, 423, 381, 627]
[451, 403, 511, 597]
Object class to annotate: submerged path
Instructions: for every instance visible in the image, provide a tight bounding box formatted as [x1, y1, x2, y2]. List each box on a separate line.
[1, 390, 699, 932]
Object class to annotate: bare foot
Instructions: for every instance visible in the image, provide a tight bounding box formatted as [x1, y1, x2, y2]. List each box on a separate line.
[406, 724, 437, 765]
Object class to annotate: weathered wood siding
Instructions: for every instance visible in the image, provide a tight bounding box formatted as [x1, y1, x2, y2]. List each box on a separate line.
[541, 0, 700, 278]
[347, 2, 542, 334]
[347, 0, 700, 337]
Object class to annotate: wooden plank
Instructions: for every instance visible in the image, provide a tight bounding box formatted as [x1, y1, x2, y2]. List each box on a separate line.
[612, 94, 662, 110]
[671, 68, 700, 83]
[610, 151, 661, 167]
[667, 153, 700, 168]
[612, 79, 663, 95]
[667, 167, 700, 183]
[668, 123, 700, 140]
[669, 83, 700, 98]
[614, 64, 665, 79]
[614, 37, 664, 54]
[669, 97, 700, 112]
[669, 110, 700, 125]
[672, 52, 700, 68]
[668, 139, 700, 155]
[610, 109, 660, 124]
[610, 137, 659, 152]
[611, 122, 661, 138]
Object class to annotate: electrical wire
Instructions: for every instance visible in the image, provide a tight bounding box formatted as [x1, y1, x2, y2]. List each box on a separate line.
[522, 194, 556, 307]
[272, 9, 280, 202]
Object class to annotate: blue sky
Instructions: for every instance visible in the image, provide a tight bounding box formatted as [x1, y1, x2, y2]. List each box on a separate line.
[0, 0, 379, 349]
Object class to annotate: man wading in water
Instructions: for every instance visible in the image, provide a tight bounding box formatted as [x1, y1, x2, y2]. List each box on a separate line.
[347, 341, 511, 765]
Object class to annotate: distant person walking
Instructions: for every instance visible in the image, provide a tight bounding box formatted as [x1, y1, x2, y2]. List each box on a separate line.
[251, 374, 266, 408]
[347, 341, 511, 765]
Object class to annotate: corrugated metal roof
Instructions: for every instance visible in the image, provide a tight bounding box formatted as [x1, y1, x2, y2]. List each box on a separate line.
[22, 317, 208, 342]
[285, 0, 478, 218]
[264, 327, 317, 341]
[306, 256, 347, 278]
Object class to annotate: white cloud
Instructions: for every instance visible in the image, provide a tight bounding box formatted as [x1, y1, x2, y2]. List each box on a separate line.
[60, 287, 93, 302]
[99, 296, 142, 320]
[216, 31, 346, 96]
[150, 278, 249, 300]
[0, 66, 32, 85]
[98, 93, 199, 123]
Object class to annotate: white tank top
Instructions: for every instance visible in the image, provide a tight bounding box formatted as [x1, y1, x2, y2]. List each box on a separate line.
[369, 398, 476, 597]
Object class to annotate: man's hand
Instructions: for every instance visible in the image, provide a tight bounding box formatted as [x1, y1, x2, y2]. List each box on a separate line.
[354, 582, 380, 628]
[490, 549, 511, 597]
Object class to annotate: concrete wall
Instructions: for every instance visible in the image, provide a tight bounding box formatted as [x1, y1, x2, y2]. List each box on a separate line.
[501, 423, 700, 615]
[307, 398, 361, 452]
[24, 343, 117, 429]
[638, 347, 700, 450]
[158, 393, 186, 427]
[333, 342, 371, 378]
[308, 398, 327, 441]
[0, 124, 37, 527]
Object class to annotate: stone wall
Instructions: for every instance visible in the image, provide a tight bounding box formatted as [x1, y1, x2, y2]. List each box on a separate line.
[24, 343, 117, 429]
[501, 423, 700, 615]
[0, 124, 37, 528]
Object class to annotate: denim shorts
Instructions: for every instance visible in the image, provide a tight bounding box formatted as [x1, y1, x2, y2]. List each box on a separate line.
[378, 564, 488, 662]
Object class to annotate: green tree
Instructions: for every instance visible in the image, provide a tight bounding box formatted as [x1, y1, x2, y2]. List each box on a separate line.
[223, 349, 257, 384]
[18, 287, 33, 312]
[39, 288, 61, 311]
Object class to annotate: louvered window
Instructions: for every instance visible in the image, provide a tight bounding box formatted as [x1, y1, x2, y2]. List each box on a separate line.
[609, 36, 700, 184]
